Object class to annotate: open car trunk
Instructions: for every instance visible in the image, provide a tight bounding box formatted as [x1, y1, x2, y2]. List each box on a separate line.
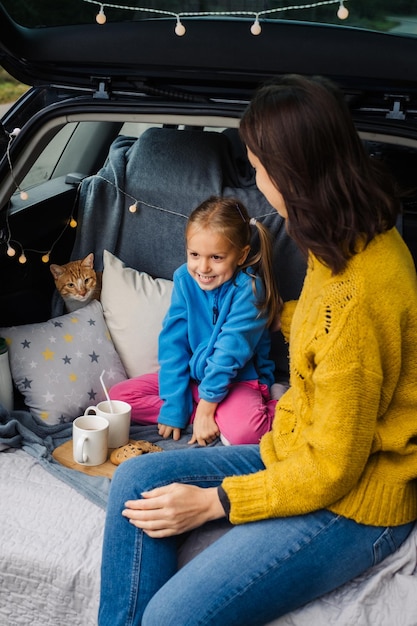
[1, 4, 417, 624]
[1, 100, 417, 328]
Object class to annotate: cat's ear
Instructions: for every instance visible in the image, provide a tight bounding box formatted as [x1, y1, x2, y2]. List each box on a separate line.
[50, 264, 64, 279]
[82, 253, 94, 268]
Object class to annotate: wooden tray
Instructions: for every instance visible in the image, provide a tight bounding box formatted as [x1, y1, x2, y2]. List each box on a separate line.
[52, 439, 121, 479]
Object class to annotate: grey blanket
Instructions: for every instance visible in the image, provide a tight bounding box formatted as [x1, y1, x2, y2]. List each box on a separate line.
[0, 403, 218, 509]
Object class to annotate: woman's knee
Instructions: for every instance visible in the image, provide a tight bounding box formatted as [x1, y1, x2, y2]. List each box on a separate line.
[111, 448, 194, 498]
[110, 453, 164, 498]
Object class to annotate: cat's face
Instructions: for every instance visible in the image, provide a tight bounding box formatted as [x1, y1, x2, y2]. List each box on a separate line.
[50, 253, 98, 308]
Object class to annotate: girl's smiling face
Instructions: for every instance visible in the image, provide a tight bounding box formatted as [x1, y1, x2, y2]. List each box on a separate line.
[186, 226, 249, 291]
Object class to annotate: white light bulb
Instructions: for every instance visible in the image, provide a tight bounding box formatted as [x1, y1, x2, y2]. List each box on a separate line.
[18, 253, 27, 264]
[129, 203, 137, 213]
[251, 19, 261, 35]
[96, 6, 107, 24]
[20, 190, 29, 200]
[6, 245, 15, 257]
[175, 20, 186, 36]
[337, 4, 349, 20]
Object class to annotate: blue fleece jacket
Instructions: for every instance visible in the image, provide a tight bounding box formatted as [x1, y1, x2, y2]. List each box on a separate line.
[157, 263, 275, 428]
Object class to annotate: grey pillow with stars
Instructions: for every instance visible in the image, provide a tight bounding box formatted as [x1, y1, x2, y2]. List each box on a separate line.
[0, 300, 127, 424]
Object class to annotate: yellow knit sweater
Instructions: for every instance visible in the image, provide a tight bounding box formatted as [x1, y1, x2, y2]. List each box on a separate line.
[223, 228, 417, 526]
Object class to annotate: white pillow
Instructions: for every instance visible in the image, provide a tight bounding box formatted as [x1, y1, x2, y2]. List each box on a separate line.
[0, 300, 127, 424]
[101, 250, 173, 378]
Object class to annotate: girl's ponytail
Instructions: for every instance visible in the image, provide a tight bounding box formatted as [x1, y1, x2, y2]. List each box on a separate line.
[243, 218, 282, 328]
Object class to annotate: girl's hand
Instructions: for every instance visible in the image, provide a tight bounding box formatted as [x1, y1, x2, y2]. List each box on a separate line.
[158, 423, 182, 441]
[123, 484, 226, 537]
[189, 399, 220, 446]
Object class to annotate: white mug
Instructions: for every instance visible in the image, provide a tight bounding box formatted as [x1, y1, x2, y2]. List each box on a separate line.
[73, 415, 109, 466]
[84, 400, 131, 448]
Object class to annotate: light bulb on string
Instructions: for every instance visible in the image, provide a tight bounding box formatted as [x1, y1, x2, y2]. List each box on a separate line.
[96, 4, 107, 24]
[251, 16, 261, 35]
[18, 252, 27, 264]
[42, 253, 50, 263]
[337, 1, 349, 20]
[6, 244, 16, 257]
[175, 17, 186, 36]
[20, 190, 29, 200]
[129, 203, 137, 213]
[69, 217, 77, 228]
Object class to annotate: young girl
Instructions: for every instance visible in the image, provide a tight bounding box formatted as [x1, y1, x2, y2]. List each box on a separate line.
[99, 75, 417, 626]
[109, 195, 280, 446]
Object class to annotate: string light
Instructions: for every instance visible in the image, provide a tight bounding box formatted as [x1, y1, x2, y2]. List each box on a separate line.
[94, 174, 190, 221]
[3, 117, 81, 266]
[337, 1, 349, 19]
[5, 129, 30, 201]
[96, 4, 107, 24]
[175, 17, 186, 37]
[2, 197, 79, 266]
[2, 122, 81, 265]
[82, 0, 350, 35]
[250, 16, 262, 36]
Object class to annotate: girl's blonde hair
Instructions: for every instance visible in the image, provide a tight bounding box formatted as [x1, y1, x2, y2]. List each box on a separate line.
[186, 196, 280, 327]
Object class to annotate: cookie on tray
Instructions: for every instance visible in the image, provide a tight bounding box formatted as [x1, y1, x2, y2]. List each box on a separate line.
[110, 440, 163, 466]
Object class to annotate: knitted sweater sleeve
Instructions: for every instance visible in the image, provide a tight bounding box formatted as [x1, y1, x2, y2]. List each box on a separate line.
[280, 300, 298, 342]
[222, 296, 384, 524]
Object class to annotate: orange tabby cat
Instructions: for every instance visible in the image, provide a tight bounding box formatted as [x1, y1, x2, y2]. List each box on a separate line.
[50, 253, 102, 313]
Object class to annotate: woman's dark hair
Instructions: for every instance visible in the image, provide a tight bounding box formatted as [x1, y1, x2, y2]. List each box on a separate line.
[239, 74, 401, 274]
[186, 196, 280, 327]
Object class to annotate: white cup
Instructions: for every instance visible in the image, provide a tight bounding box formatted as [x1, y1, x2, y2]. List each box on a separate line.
[73, 415, 109, 466]
[84, 400, 131, 448]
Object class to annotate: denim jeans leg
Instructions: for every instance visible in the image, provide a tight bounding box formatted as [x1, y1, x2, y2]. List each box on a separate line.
[98, 445, 264, 626]
[141, 511, 414, 626]
[99, 445, 414, 626]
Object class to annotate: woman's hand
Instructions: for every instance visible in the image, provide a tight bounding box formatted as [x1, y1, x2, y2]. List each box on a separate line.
[122, 484, 226, 537]
[158, 423, 182, 441]
[189, 399, 220, 446]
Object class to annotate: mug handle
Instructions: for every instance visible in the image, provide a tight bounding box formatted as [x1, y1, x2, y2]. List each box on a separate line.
[75, 434, 88, 463]
[84, 406, 98, 415]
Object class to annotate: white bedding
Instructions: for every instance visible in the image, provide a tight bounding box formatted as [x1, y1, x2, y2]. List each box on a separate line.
[0, 448, 105, 626]
[1, 448, 416, 626]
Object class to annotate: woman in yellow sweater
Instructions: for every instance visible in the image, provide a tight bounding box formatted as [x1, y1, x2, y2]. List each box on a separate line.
[99, 75, 417, 626]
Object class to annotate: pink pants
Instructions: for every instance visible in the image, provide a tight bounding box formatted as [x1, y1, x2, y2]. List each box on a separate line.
[109, 372, 277, 445]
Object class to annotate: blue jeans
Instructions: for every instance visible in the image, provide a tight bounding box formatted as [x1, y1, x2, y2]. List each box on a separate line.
[98, 446, 413, 626]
